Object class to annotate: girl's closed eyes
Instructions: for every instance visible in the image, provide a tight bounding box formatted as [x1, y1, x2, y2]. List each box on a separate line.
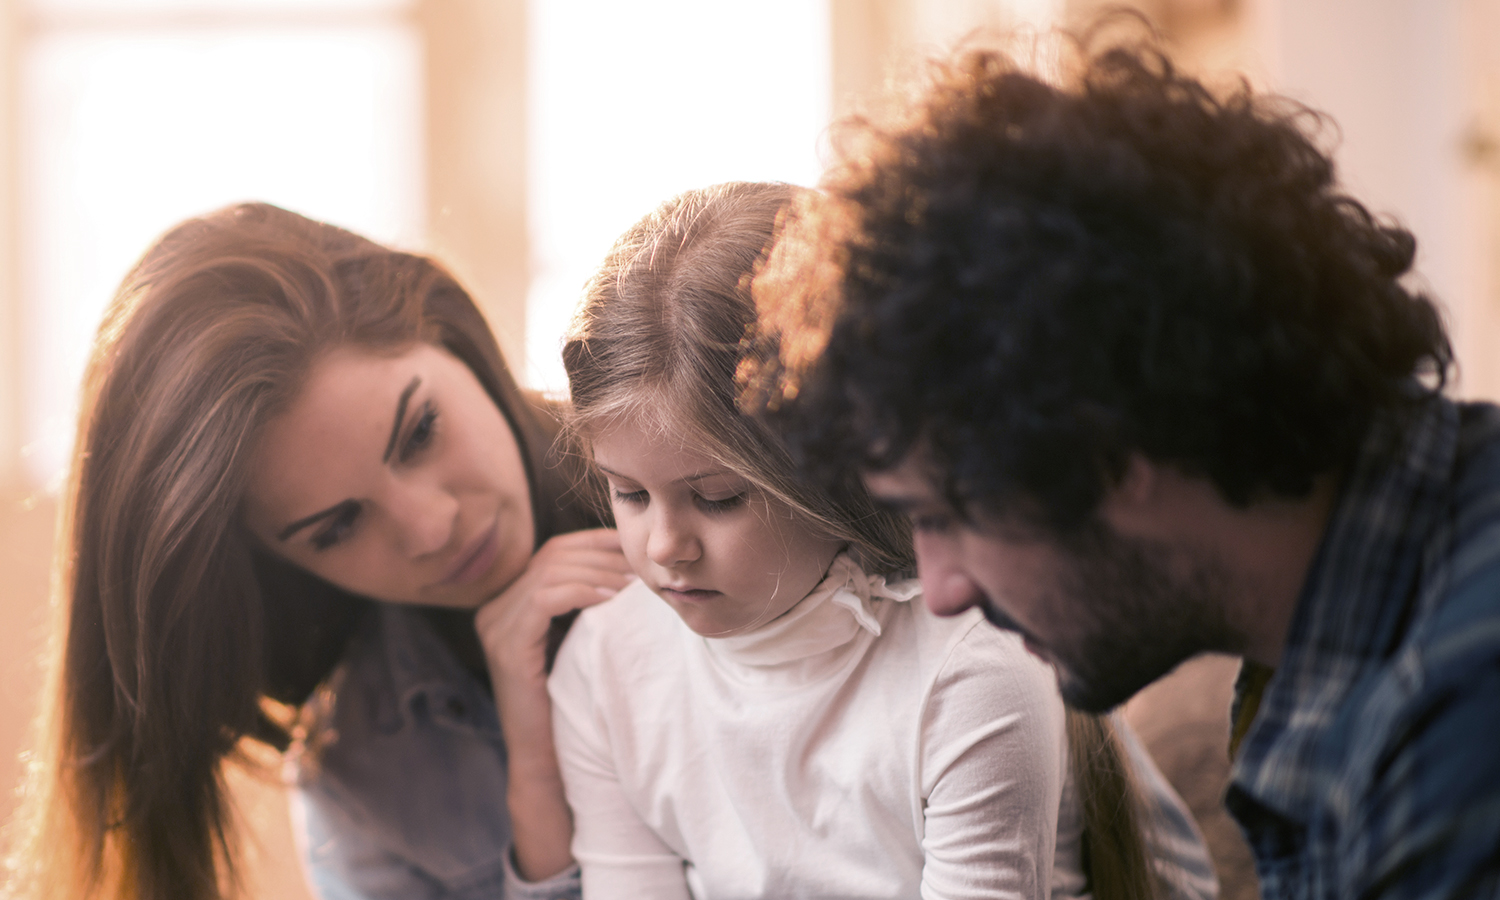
[594, 431, 841, 639]
[607, 480, 750, 514]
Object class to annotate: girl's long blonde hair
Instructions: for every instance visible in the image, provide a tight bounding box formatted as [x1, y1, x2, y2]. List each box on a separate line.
[565, 181, 1165, 900]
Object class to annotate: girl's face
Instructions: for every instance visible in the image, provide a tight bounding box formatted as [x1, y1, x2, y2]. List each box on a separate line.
[243, 343, 536, 608]
[591, 418, 842, 637]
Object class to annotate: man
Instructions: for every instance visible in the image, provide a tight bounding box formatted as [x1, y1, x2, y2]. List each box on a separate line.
[751, 38, 1500, 900]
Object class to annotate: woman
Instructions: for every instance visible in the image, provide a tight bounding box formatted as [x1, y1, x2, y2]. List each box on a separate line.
[5, 203, 631, 900]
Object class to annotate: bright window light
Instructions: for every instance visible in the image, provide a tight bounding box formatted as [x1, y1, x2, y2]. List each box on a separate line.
[525, 0, 833, 395]
[20, 21, 423, 489]
[27, 0, 407, 13]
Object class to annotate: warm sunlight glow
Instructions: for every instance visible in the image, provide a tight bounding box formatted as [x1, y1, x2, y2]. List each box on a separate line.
[20, 21, 422, 488]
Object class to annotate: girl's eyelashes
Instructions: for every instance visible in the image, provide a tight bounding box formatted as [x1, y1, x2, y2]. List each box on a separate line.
[312, 501, 362, 550]
[611, 487, 648, 506]
[607, 485, 748, 512]
[694, 492, 747, 513]
[398, 403, 439, 463]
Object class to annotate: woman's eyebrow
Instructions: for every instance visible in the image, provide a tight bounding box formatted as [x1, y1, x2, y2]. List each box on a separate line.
[382, 376, 422, 463]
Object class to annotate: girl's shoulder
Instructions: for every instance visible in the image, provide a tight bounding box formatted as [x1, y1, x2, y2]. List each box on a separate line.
[555, 579, 686, 674]
[572, 578, 675, 634]
[878, 592, 1057, 703]
[891, 588, 1031, 660]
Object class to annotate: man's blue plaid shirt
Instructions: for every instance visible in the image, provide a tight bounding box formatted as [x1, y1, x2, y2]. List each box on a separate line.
[1227, 394, 1500, 899]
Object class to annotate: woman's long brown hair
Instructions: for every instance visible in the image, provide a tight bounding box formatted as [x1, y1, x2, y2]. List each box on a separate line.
[567, 182, 1162, 900]
[3, 202, 587, 900]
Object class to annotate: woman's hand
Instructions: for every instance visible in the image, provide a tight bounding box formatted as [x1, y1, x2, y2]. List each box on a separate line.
[476, 528, 631, 688]
[474, 528, 633, 882]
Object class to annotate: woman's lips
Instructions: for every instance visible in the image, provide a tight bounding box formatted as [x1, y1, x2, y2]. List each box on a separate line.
[440, 521, 500, 586]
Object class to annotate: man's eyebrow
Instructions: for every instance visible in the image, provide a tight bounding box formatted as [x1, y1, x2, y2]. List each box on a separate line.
[869, 494, 919, 515]
[277, 501, 354, 542]
[382, 376, 422, 463]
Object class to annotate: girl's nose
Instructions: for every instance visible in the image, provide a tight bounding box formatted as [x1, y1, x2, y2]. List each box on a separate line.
[646, 509, 701, 568]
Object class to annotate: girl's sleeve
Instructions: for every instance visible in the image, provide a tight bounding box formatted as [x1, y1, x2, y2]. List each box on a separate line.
[547, 624, 693, 900]
[917, 624, 1067, 900]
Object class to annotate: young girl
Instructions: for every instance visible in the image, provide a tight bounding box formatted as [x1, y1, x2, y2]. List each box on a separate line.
[6, 203, 630, 900]
[550, 182, 1217, 899]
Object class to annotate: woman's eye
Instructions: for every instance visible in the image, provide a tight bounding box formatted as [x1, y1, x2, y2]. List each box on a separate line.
[695, 492, 747, 513]
[312, 502, 362, 550]
[399, 404, 439, 462]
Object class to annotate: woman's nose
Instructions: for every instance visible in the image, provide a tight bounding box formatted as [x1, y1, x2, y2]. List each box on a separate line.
[646, 509, 700, 568]
[388, 479, 458, 558]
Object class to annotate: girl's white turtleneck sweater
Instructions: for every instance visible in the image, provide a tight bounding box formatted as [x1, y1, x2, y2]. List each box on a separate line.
[548, 555, 1086, 900]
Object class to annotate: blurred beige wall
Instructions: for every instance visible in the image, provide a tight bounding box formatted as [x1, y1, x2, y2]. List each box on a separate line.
[1253, 0, 1500, 402]
[420, 0, 529, 375]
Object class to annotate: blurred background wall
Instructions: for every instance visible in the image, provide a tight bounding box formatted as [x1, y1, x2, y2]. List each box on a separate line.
[0, 0, 1495, 896]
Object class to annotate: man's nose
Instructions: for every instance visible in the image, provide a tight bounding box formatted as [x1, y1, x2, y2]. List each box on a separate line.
[914, 533, 984, 617]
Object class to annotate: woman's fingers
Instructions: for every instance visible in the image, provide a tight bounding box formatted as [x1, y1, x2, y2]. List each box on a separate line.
[475, 529, 634, 646]
[529, 580, 623, 618]
[477, 572, 627, 637]
[530, 551, 635, 582]
[536, 527, 623, 554]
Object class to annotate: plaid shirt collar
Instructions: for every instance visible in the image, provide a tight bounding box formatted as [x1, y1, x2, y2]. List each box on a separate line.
[1229, 394, 1459, 820]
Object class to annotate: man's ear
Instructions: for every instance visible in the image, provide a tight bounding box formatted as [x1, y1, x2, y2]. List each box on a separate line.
[1117, 453, 1159, 504]
[1098, 453, 1163, 530]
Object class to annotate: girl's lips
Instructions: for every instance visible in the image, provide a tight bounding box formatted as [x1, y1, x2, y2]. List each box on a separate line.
[660, 586, 720, 603]
[440, 521, 500, 586]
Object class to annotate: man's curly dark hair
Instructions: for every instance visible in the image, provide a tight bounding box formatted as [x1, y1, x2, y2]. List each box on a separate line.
[749, 35, 1452, 534]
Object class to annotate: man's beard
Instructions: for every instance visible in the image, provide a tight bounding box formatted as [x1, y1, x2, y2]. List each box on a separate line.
[1017, 520, 1240, 713]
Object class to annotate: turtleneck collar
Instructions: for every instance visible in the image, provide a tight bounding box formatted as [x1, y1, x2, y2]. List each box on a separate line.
[708, 554, 920, 671]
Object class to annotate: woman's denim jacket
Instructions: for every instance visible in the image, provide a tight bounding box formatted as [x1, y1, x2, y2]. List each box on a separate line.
[290, 605, 581, 900]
